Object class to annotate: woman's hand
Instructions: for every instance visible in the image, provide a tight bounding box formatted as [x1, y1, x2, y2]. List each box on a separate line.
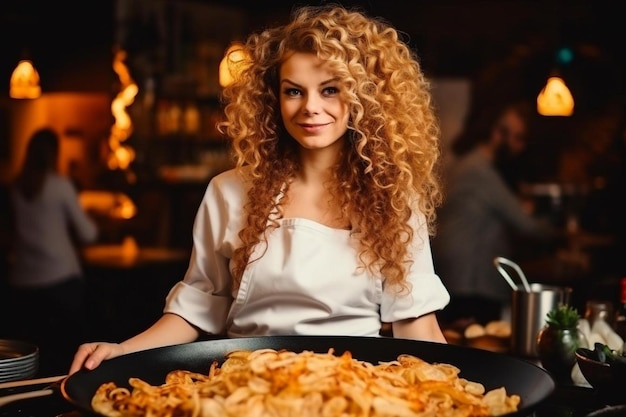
[69, 342, 125, 375]
[68, 314, 200, 375]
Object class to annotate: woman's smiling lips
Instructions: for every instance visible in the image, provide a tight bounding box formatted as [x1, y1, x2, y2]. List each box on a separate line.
[298, 122, 331, 133]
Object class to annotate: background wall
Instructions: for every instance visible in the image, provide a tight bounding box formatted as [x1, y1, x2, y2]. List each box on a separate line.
[1, 0, 624, 187]
[0, 94, 112, 184]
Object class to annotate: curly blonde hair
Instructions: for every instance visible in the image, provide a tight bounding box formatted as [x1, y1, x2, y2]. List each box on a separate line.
[219, 5, 442, 292]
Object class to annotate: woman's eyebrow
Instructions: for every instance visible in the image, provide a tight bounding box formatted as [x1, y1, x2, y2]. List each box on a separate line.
[280, 79, 302, 88]
[280, 77, 340, 88]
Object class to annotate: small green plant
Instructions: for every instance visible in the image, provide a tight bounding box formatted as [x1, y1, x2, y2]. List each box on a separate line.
[545, 304, 581, 330]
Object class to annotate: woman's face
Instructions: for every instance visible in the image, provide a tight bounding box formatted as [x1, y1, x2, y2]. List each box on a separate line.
[279, 52, 350, 151]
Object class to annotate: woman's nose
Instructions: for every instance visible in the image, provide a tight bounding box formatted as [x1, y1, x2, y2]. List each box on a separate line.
[303, 94, 321, 115]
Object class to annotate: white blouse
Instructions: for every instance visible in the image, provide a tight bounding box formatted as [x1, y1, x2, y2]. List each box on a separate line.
[164, 169, 449, 337]
[9, 174, 98, 288]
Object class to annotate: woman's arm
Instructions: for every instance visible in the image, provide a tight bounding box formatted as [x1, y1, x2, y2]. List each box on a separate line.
[120, 313, 200, 353]
[69, 313, 199, 374]
[60, 177, 98, 243]
[392, 312, 447, 343]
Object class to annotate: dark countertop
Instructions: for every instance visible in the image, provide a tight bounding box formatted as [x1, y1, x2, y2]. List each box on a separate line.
[534, 381, 625, 417]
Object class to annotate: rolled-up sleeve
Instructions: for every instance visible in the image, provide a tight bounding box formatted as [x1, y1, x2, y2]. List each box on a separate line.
[380, 210, 450, 322]
[164, 170, 245, 334]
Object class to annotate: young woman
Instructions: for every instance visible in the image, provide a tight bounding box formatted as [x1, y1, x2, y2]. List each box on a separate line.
[70, 4, 449, 374]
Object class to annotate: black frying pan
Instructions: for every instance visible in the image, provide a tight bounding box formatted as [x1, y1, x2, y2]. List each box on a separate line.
[61, 336, 555, 416]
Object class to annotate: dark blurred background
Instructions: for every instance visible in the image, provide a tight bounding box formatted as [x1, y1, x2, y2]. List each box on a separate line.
[1, 1, 624, 96]
[1, 0, 624, 261]
[1, 0, 624, 279]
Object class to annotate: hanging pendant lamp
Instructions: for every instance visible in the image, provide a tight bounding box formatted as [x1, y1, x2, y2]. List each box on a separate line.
[537, 75, 574, 116]
[9, 59, 41, 99]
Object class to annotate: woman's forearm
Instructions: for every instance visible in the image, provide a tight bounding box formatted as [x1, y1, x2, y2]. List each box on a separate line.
[120, 313, 201, 355]
[392, 313, 447, 343]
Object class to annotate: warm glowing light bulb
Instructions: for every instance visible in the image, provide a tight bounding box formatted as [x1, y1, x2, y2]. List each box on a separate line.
[537, 76, 574, 116]
[10, 60, 41, 99]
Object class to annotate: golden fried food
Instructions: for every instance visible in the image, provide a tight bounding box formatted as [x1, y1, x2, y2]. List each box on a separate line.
[485, 321, 512, 338]
[91, 348, 520, 417]
[464, 323, 486, 339]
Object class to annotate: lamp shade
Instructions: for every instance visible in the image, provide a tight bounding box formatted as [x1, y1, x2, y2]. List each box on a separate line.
[10, 59, 41, 99]
[537, 76, 574, 116]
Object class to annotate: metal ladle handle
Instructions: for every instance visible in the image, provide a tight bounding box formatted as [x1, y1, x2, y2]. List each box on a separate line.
[494, 256, 532, 292]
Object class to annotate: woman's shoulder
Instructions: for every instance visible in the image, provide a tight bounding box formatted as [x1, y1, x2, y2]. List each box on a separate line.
[45, 173, 76, 193]
[209, 167, 246, 190]
[206, 167, 250, 204]
[46, 172, 71, 182]
[198, 168, 250, 226]
[453, 151, 497, 179]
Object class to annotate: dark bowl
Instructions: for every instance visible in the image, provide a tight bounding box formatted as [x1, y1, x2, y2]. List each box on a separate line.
[575, 347, 626, 403]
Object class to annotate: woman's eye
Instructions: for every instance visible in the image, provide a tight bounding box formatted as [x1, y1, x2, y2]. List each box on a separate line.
[323, 86, 339, 96]
[283, 88, 301, 97]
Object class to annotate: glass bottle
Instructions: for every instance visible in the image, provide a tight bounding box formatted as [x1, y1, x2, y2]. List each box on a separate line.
[584, 299, 614, 329]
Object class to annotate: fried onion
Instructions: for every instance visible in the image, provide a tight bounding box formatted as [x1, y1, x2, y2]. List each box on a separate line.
[91, 348, 520, 417]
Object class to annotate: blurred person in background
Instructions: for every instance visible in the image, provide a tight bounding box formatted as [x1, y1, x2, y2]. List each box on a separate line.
[432, 101, 559, 326]
[5, 127, 98, 376]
